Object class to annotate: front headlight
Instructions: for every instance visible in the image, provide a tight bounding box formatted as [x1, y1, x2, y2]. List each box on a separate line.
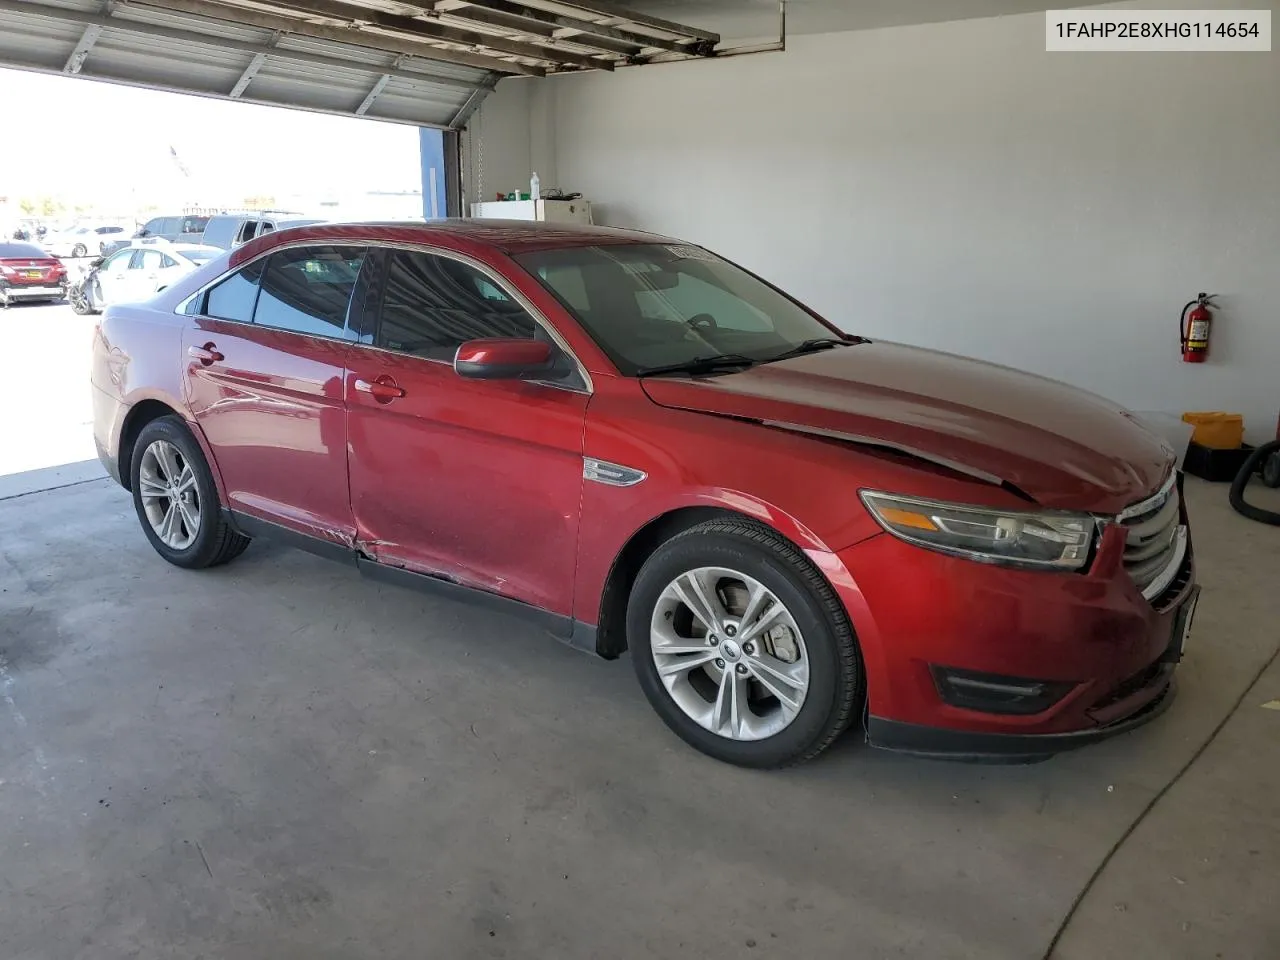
[860, 491, 1097, 570]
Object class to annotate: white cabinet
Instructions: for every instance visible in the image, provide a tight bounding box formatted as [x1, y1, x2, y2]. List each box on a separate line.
[470, 199, 593, 225]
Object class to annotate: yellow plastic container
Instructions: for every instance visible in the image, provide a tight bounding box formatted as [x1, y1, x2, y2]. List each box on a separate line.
[1181, 412, 1244, 450]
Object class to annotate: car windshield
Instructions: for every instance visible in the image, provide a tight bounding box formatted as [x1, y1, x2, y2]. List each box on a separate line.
[514, 243, 840, 375]
[181, 249, 218, 264]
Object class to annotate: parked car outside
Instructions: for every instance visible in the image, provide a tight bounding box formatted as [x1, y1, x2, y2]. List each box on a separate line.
[138, 214, 211, 243]
[44, 223, 129, 259]
[71, 239, 221, 314]
[101, 214, 213, 257]
[0, 241, 67, 306]
[90, 221, 1196, 768]
[200, 212, 322, 251]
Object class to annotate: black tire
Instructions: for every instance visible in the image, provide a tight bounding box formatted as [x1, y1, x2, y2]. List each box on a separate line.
[129, 416, 251, 568]
[71, 243, 87, 259]
[69, 285, 92, 315]
[627, 518, 863, 768]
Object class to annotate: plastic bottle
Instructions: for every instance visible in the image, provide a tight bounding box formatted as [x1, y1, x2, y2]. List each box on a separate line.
[530, 172, 541, 202]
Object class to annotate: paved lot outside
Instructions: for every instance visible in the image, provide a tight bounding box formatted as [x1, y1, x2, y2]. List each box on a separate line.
[0, 300, 98, 477]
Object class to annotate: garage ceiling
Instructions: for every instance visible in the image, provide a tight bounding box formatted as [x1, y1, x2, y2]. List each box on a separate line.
[632, 0, 1104, 38]
[0, 0, 720, 129]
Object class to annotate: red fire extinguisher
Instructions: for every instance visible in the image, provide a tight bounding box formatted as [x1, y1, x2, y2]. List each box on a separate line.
[1180, 292, 1217, 363]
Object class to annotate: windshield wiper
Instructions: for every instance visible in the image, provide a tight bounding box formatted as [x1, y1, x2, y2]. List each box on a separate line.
[764, 337, 867, 364]
[635, 354, 759, 378]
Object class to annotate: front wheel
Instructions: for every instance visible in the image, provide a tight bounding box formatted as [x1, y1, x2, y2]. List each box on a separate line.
[628, 518, 864, 768]
[71, 243, 87, 259]
[130, 416, 251, 568]
[68, 283, 93, 314]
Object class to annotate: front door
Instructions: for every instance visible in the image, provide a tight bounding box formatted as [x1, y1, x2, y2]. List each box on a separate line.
[182, 244, 369, 545]
[346, 248, 588, 616]
[93, 248, 137, 306]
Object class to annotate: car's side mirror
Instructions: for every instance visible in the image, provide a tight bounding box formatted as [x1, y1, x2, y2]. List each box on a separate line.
[454, 338, 555, 380]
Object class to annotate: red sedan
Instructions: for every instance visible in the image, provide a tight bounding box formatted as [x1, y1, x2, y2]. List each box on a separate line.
[90, 222, 1197, 767]
[0, 241, 67, 306]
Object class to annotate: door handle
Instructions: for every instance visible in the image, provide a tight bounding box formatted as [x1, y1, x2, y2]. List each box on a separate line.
[354, 377, 406, 403]
[188, 343, 223, 365]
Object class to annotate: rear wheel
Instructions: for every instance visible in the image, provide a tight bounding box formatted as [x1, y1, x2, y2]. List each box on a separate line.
[129, 416, 250, 568]
[628, 518, 863, 768]
[71, 243, 87, 259]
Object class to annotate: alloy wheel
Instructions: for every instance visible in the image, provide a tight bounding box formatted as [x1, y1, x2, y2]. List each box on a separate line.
[649, 566, 810, 741]
[138, 439, 201, 550]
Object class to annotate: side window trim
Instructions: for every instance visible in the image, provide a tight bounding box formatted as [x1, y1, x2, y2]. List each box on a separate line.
[364, 246, 591, 393]
[250, 245, 369, 342]
[347, 247, 383, 345]
[195, 258, 265, 324]
[175, 241, 592, 392]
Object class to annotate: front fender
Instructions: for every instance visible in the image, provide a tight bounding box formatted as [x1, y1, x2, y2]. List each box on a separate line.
[572, 477, 879, 625]
[574, 388, 892, 626]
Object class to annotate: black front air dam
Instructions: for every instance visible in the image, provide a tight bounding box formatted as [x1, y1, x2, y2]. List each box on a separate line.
[865, 677, 1176, 764]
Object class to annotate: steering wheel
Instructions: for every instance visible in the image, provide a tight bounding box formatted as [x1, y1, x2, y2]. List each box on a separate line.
[687, 312, 718, 334]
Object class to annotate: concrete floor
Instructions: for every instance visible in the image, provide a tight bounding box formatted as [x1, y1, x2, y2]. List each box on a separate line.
[1, 304, 1278, 958]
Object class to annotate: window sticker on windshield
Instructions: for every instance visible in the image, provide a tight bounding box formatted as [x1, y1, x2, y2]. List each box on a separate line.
[664, 244, 716, 262]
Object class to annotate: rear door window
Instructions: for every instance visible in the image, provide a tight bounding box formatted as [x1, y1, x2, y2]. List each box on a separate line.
[137, 249, 165, 272]
[252, 245, 367, 338]
[203, 260, 265, 322]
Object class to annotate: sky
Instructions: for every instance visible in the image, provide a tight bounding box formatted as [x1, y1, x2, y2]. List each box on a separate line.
[0, 68, 425, 214]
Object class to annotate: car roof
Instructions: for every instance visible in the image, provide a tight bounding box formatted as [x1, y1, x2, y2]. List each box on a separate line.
[234, 219, 676, 261]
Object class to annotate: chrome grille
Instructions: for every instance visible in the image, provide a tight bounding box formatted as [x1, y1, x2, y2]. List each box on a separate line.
[1117, 473, 1186, 602]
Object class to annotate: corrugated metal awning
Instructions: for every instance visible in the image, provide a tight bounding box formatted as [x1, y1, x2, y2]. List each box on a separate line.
[0, 0, 721, 129]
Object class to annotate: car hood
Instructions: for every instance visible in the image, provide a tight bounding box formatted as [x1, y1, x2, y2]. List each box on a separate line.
[639, 342, 1174, 514]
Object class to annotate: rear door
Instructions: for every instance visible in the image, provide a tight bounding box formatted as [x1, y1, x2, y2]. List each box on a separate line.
[345, 247, 589, 615]
[134, 248, 167, 298]
[155, 251, 187, 291]
[183, 244, 370, 545]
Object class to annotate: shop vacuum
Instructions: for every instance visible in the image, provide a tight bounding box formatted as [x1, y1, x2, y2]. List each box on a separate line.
[1230, 440, 1280, 525]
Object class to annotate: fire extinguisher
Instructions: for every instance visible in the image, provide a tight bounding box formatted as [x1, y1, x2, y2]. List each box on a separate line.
[1179, 292, 1217, 363]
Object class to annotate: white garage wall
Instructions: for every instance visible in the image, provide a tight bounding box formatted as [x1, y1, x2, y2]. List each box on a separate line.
[472, 0, 1280, 441]
[463, 76, 533, 205]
